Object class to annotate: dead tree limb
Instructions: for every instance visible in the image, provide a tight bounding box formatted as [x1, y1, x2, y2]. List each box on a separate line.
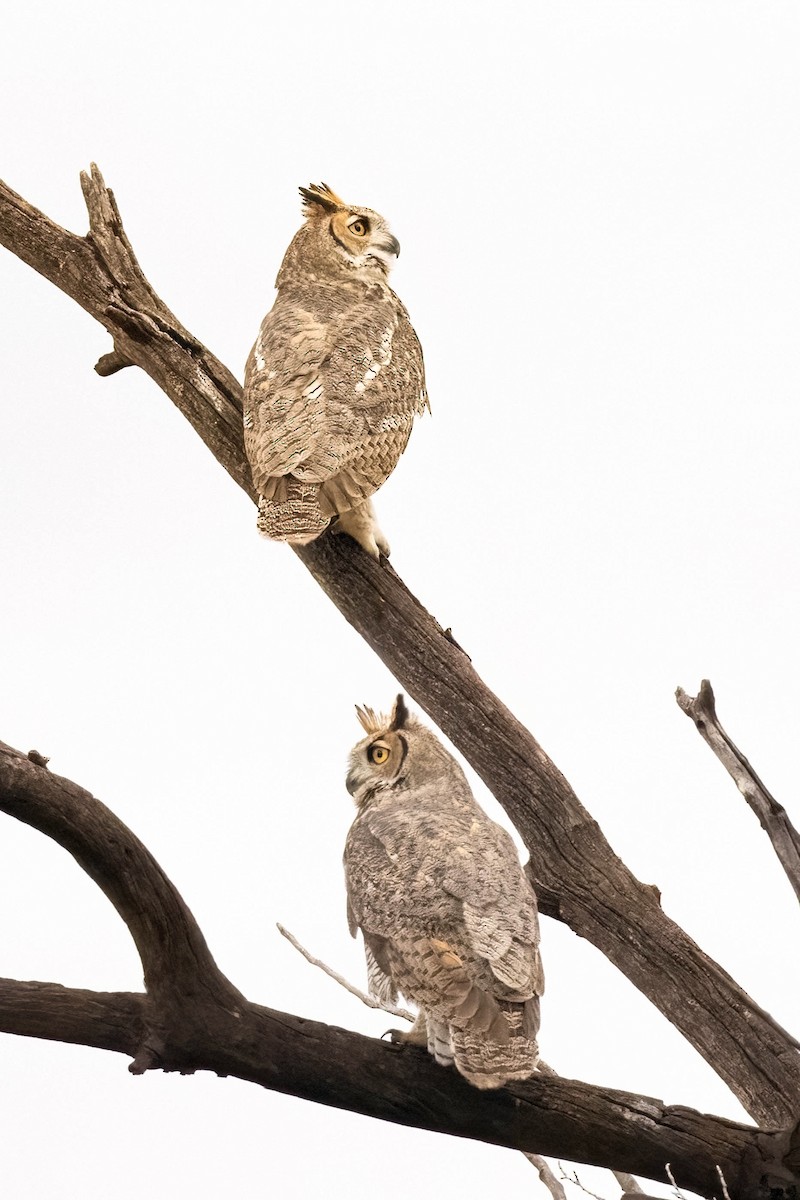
[1, 167, 800, 1132]
[0, 739, 795, 1200]
[525, 1155, 568, 1199]
[677, 679, 800, 906]
[0, 168, 250, 497]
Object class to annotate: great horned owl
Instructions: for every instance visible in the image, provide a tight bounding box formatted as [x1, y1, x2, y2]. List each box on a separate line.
[243, 183, 428, 558]
[344, 696, 543, 1089]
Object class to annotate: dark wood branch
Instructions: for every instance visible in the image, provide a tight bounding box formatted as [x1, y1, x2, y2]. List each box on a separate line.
[295, 539, 800, 1128]
[0, 979, 145, 1054]
[677, 680, 800, 906]
[3, 743, 788, 1196]
[0, 977, 792, 1200]
[0, 740, 244, 1024]
[2, 168, 800, 1130]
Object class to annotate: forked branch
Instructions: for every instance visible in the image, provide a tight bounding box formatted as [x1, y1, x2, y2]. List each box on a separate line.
[1, 167, 800, 1132]
[0, 739, 792, 1199]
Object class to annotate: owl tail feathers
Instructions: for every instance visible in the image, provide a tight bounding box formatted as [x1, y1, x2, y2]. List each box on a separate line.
[451, 997, 540, 1090]
[256, 484, 329, 545]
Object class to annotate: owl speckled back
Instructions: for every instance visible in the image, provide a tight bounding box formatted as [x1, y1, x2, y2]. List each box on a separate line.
[243, 184, 428, 559]
[343, 696, 543, 1090]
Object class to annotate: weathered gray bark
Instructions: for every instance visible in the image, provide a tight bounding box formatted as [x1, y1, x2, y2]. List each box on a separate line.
[2, 167, 800, 1195]
[677, 679, 800, 907]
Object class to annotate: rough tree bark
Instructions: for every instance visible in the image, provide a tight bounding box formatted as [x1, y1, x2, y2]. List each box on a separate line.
[1, 168, 799, 1198]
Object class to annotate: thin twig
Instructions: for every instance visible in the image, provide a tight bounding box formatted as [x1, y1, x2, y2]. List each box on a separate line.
[665, 1164, 687, 1198]
[558, 1165, 606, 1200]
[715, 1165, 732, 1200]
[276, 923, 415, 1023]
[677, 679, 800, 906]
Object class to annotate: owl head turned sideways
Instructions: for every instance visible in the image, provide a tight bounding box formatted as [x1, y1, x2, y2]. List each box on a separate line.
[276, 182, 401, 287]
[345, 695, 467, 806]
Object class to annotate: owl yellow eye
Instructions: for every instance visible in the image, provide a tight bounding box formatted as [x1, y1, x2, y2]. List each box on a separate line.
[368, 743, 390, 765]
[349, 218, 369, 237]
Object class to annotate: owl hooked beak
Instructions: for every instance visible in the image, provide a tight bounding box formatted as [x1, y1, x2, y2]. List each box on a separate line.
[381, 233, 401, 259]
[369, 233, 401, 268]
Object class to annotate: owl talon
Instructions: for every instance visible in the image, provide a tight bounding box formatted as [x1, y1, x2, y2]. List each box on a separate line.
[384, 1026, 427, 1048]
[332, 501, 390, 559]
[384, 1009, 428, 1048]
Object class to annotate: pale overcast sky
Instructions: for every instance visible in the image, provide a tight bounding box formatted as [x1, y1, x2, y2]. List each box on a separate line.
[2, 4, 799, 1198]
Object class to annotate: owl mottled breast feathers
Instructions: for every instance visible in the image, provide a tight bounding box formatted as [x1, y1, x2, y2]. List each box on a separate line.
[344, 697, 543, 1089]
[243, 184, 427, 558]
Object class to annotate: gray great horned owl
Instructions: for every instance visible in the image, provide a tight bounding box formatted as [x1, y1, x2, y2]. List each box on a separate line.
[243, 183, 428, 558]
[344, 696, 543, 1089]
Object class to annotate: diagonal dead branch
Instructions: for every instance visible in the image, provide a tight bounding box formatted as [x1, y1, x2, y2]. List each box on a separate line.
[613, 1173, 645, 1194]
[2, 168, 800, 1129]
[525, 1155, 568, 1199]
[276, 922, 415, 1023]
[715, 1165, 732, 1200]
[677, 679, 800, 906]
[0, 169, 251, 495]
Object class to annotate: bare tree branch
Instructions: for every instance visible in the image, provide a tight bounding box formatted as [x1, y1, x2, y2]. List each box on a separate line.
[536, 1064, 647, 1196]
[0, 169, 251, 497]
[2, 738, 797, 1198]
[277, 927, 646, 1193]
[0, 739, 244, 1027]
[558, 1166, 608, 1200]
[276, 922, 415, 1022]
[677, 679, 800, 906]
[525, 1155, 568, 1199]
[715, 1165, 733, 1200]
[2, 166, 799, 1130]
[0, 979, 145, 1054]
[0, 975, 788, 1200]
[613, 1173, 645, 1195]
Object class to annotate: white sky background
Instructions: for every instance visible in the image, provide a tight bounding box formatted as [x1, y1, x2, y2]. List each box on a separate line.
[1, 3, 799, 1197]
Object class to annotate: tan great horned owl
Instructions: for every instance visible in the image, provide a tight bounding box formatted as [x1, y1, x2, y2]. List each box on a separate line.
[344, 696, 543, 1089]
[243, 183, 428, 558]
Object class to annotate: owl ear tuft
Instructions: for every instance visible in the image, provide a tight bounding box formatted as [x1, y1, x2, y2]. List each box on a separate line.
[356, 704, 381, 735]
[389, 694, 409, 731]
[300, 182, 345, 215]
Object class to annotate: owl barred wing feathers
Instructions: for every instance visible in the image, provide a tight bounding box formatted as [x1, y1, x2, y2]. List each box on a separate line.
[344, 697, 543, 1089]
[243, 184, 428, 558]
[244, 309, 331, 484]
[363, 940, 398, 1007]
